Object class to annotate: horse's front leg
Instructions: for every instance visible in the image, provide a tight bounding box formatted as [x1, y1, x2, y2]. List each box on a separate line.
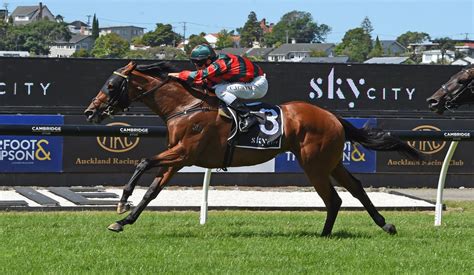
[117, 158, 153, 214]
[108, 165, 181, 232]
[116, 144, 187, 214]
[108, 145, 187, 232]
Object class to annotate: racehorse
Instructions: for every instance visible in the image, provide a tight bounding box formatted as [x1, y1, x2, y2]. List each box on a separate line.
[427, 65, 474, 114]
[84, 61, 420, 236]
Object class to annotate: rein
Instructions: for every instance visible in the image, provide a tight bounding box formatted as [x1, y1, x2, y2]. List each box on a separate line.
[164, 102, 217, 122]
[111, 69, 218, 122]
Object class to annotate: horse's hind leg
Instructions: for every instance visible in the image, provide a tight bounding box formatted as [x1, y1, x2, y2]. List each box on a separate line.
[331, 162, 396, 234]
[117, 158, 152, 214]
[300, 162, 342, 236]
[108, 166, 180, 232]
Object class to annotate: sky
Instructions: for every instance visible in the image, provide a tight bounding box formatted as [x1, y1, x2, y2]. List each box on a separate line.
[3, 0, 473, 43]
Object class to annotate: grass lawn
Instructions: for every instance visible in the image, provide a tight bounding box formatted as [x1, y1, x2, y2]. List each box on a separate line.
[0, 201, 473, 274]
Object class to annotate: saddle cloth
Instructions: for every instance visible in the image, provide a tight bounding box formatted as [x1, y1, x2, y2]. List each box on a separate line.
[224, 102, 284, 150]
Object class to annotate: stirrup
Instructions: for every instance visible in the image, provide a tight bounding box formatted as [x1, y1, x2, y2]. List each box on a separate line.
[238, 115, 257, 132]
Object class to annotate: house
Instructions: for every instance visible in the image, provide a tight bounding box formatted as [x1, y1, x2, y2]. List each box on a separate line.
[205, 33, 241, 48]
[49, 34, 94, 58]
[246, 48, 274, 60]
[267, 43, 335, 62]
[455, 42, 474, 58]
[364, 57, 411, 64]
[451, 56, 474, 66]
[68, 21, 90, 35]
[408, 42, 439, 55]
[375, 40, 407, 56]
[0, 9, 7, 21]
[421, 50, 455, 64]
[301, 56, 349, 63]
[259, 18, 274, 34]
[0, 51, 30, 57]
[99, 26, 144, 42]
[10, 2, 55, 26]
[217, 47, 274, 60]
[204, 33, 218, 48]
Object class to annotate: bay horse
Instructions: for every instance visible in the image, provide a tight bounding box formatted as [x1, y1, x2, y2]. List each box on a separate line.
[84, 61, 420, 236]
[427, 65, 474, 114]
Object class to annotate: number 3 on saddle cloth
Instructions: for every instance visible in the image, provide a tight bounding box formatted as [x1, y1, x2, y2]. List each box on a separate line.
[219, 102, 284, 169]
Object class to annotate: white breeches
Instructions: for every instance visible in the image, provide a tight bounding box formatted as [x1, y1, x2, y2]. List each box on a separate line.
[214, 74, 268, 105]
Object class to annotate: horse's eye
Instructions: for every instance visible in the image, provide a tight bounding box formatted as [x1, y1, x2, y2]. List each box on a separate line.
[108, 83, 114, 89]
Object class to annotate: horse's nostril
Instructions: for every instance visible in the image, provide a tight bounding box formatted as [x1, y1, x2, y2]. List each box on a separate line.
[84, 110, 94, 118]
[426, 98, 438, 105]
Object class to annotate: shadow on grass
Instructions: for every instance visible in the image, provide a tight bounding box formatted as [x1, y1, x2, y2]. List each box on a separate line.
[150, 229, 371, 239]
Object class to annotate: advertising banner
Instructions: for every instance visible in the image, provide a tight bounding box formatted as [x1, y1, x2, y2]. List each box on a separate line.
[377, 118, 474, 174]
[275, 118, 377, 173]
[63, 116, 167, 173]
[1, 58, 466, 116]
[0, 115, 63, 172]
[259, 63, 463, 113]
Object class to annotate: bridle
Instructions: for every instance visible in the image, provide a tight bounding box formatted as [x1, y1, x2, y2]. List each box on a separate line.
[96, 70, 170, 117]
[442, 78, 474, 111]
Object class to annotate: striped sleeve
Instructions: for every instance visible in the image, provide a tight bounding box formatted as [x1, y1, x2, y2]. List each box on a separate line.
[177, 59, 230, 86]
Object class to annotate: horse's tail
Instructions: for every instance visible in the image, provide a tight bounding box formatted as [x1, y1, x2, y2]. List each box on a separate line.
[337, 116, 422, 160]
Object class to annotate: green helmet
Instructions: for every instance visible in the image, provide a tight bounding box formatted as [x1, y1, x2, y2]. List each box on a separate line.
[190, 44, 216, 61]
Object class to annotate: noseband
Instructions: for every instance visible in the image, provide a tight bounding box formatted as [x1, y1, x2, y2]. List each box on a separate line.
[443, 79, 474, 110]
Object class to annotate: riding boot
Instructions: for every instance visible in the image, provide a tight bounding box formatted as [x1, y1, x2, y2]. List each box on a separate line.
[229, 100, 258, 132]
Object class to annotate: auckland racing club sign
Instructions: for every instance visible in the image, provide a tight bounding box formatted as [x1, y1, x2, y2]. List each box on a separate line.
[0, 115, 63, 172]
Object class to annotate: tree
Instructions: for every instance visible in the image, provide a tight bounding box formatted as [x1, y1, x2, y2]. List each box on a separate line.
[91, 33, 129, 58]
[184, 34, 208, 54]
[215, 29, 234, 49]
[126, 46, 188, 60]
[141, 23, 180, 47]
[91, 14, 99, 40]
[396, 31, 430, 47]
[310, 49, 327, 57]
[2, 20, 71, 55]
[433, 37, 455, 64]
[239, 11, 263, 47]
[335, 27, 372, 62]
[368, 36, 384, 58]
[361, 16, 374, 35]
[71, 48, 90, 57]
[264, 10, 331, 46]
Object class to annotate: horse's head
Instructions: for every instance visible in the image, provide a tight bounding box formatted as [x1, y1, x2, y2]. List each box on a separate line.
[84, 61, 172, 123]
[427, 66, 474, 114]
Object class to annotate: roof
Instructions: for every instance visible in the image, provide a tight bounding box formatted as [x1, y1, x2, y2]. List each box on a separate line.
[301, 56, 349, 63]
[11, 6, 39, 17]
[218, 48, 250, 56]
[363, 57, 410, 64]
[100, 26, 145, 30]
[54, 34, 92, 44]
[269, 43, 335, 55]
[68, 21, 89, 28]
[451, 56, 474, 65]
[246, 48, 274, 57]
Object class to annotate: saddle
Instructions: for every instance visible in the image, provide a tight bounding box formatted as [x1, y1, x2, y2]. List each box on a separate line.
[218, 102, 284, 169]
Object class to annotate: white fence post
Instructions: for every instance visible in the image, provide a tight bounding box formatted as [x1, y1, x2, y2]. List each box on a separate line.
[200, 168, 212, 225]
[434, 141, 459, 226]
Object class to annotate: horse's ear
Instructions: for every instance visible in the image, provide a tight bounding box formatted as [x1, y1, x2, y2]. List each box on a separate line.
[123, 61, 137, 74]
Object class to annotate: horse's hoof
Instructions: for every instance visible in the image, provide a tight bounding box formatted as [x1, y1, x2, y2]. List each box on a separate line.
[382, 223, 397, 235]
[117, 202, 131, 214]
[107, 222, 123, 232]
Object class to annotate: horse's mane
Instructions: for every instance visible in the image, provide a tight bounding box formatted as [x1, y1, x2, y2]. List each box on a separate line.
[135, 61, 179, 78]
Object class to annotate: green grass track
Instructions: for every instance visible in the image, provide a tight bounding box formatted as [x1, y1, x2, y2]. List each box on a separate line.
[1, 201, 473, 274]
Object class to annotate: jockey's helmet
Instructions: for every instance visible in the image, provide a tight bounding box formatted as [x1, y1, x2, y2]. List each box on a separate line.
[190, 44, 217, 62]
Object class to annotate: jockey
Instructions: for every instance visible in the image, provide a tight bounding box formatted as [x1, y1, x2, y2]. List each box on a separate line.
[168, 44, 268, 132]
